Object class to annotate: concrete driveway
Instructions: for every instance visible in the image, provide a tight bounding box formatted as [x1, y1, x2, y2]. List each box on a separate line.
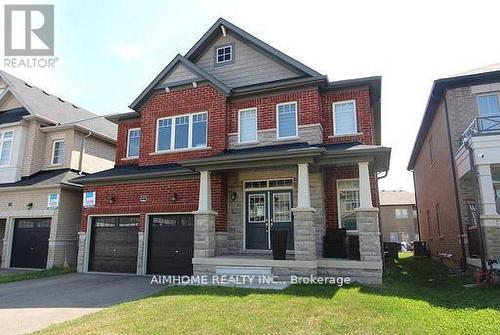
[0, 273, 163, 335]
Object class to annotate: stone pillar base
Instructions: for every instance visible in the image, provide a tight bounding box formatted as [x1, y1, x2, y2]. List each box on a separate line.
[482, 224, 500, 260]
[137, 232, 145, 275]
[356, 209, 382, 262]
[193, 211, 217, 258]
[76, 232, 86, 273]
[292, 208, 317, 261]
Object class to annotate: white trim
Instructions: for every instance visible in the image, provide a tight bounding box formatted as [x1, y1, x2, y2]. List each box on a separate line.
[126, 128, 140, 158]
[332, 100, 357, 136]
[50, 139, 64, 165]
[83, 213, 141, 273]
[336, 178, 360, 232]
[155, 112, 208, 153]
[0, 129, 14, 167]
[276, 101, 298, 139]
[238, 107, 258, 143]
[215, 44, 233, 64]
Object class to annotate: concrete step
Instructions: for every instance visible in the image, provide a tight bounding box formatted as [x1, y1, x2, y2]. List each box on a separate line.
[215, 266, 272, 276]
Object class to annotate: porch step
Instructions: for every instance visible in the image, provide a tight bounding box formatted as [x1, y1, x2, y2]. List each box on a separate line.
[215, 266, 272, 276]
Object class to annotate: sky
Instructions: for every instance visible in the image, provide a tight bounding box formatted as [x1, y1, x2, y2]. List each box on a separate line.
[1, 0, 500, 192]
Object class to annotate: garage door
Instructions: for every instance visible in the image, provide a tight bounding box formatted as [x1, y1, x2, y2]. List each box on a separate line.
[89, 216, 139, 274]
[147, 215, 194, 275]
[10, 218, 51, 269]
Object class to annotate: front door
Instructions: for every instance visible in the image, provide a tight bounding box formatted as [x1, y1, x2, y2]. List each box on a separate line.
[245, 190, 293, 250]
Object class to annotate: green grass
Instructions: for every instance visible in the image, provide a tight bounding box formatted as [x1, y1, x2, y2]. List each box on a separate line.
[35, 254, 500, 334]
[0, 267, 74, 284]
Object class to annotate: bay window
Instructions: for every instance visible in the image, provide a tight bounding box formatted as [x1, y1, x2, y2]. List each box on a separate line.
[156, 112, 208, 152]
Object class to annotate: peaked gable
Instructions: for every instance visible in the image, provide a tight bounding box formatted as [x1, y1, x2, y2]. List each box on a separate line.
[159, 62, 201, 87]
[193, 31, 299, 87]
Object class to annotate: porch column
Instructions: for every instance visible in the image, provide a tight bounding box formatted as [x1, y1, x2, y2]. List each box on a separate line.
[292, 163, 317, 264]
[193, 170, 217, 258]
[356, 161, 382, 265]
[476, 164, 497, 215]
[358, 161, 373, 209]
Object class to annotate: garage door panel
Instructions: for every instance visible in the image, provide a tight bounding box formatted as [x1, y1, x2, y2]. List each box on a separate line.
[89, 216, 139, 274]
[10, 218, 51, 269]
[147, 215, 194, 275]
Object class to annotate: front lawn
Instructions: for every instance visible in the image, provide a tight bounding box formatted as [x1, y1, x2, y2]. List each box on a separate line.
[0, 267, 74, 284]
[35, 254, 500, 334]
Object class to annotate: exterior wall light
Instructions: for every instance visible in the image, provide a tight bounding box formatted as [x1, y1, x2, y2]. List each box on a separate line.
[26, 202, 33, 210]
[171, 193, 178, 202]
[230, 192, 237, 201]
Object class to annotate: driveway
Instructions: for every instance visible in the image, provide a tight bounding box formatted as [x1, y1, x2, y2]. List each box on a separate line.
[0, 273, 163, 335]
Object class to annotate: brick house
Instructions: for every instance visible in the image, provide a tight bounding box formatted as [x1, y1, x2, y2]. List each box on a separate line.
[73, 18, 391, 283]
[0, 70, 116, 269]
[408, 64, 500, 269]
[379, 190, 418, 244]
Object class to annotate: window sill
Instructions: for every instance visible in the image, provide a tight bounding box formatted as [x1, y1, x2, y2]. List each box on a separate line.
[234, 141, 259, 146]
[121, 157, 139, 161]
[274, 136, 300, 142]
[150, 146, 211, 155]
[328, 132, 363, 139]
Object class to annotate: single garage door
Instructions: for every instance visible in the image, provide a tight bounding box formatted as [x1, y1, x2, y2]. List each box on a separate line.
[89, 216, 139, 274]
[10, 218, 51, 269]
[147, 214, 194, 275]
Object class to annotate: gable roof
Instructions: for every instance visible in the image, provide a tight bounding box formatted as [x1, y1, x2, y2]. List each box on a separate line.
[0, 70, 117, 141]
[185, 18, 322, 78]
[379, 190, 415, 206]
[407, 65, 500, 170]
[129, 54, 231, 110]
[129, 18, 325, 111]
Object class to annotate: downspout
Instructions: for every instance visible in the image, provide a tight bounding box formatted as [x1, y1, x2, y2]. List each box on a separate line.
[377, 170, 388, 272]
[464, 140, 487, 271]
[412, 173, 422, 241]
[79, 131, 92, 174]
[442, 93, 467, 271]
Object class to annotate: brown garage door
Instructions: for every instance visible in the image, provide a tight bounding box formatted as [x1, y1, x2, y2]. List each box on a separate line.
[10, 218, 51, 269]
[147, 215, 194, 275]
[89, 216, 139, 274]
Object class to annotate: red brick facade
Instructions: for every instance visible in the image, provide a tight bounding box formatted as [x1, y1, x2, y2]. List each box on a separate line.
[81, 82, 380, 236]
[80, 174, 227, 232]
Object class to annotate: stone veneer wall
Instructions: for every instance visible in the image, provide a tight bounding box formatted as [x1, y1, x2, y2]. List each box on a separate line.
[225, 167, 325, 256]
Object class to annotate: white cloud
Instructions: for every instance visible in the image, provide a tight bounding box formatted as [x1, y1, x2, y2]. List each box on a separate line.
[108, 42, 145, 61]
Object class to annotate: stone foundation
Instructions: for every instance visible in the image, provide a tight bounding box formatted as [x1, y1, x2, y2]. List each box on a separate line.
[292, 209, 317, 262]
[76, 232, 86, 272]
[483, 225, 500, 259]
[215, 232, 228, 256]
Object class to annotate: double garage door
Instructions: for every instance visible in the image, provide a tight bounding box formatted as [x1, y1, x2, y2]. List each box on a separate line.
[89, 215, 194, 275]
[10, 218, 51, 269]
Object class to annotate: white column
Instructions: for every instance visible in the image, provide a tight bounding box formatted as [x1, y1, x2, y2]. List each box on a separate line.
[358, 161, 373, 209]
[476, 164, 497, 215]
[297, 163, 312, 209]
[197, 170, 212, 212]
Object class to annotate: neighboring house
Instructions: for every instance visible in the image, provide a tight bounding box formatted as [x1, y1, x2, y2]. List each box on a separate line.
[379, 190, 418, 244]
[72, 18, 391, 284]
[0, 70, 117, 269]
[408, 64, 500, 269]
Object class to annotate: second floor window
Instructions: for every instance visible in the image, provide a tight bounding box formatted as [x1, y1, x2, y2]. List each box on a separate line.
[477, 94, 500, 118]
[127, 128, 140, 158]
[239, 108, 257, 143]
[395, 208, 409, 219]
[0, 130, 13, 166]
[276, 102, 297, 138]
[333, 100, 357, 135]
[156, 112, 208, 152]
[51, 140, 65, 165]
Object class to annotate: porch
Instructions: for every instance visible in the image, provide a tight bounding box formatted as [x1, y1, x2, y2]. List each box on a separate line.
[182, 142, 390, 284]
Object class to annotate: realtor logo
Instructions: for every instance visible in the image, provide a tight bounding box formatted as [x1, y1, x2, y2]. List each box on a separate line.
[4, 5, 54, 56]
